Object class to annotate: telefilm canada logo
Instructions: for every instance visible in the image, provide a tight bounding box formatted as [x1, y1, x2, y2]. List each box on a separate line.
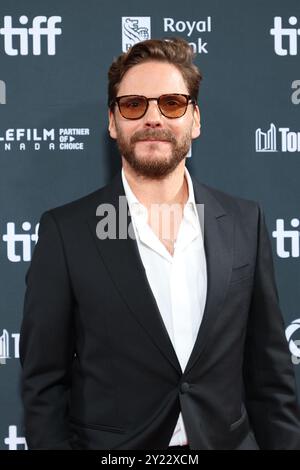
[0, 15, 62, 55]
[0, 127, 90, 151]
[255, 123, 300, 153]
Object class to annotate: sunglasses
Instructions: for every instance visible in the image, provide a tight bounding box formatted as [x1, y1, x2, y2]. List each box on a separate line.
[112, 94, 196, 120]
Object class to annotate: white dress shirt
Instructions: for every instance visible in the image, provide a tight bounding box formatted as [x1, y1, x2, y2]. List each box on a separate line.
[121, 166, 207, 447]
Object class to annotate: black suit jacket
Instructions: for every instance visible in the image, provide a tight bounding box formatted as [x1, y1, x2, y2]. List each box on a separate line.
[20, 171, 300, 449]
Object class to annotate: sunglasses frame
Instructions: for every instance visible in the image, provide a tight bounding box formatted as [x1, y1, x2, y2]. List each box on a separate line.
[112, 93, 196, 120]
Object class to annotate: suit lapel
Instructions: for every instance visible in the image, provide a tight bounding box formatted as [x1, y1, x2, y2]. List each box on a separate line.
[183, 179, 234, 374]
[87, 172, 182, 375]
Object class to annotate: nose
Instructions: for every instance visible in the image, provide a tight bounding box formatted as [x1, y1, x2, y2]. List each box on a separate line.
[143, 100, 163, 128]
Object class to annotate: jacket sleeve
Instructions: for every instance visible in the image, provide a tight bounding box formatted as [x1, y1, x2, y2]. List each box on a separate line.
[243, 204, 300, 449]
[19, 210, 75, 449]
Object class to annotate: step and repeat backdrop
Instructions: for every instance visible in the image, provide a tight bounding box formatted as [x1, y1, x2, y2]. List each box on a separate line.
[0, 0, 300, 450]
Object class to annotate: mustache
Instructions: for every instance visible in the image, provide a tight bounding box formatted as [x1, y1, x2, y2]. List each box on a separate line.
[131, 129, 176, 144]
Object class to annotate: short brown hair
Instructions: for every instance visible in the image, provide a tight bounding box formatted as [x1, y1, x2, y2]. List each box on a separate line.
[108, 37, 202, 111]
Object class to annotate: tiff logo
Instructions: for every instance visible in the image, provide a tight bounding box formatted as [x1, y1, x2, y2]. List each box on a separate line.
[122, 17, 150, 52]
[0, 16, 62, 55]
[4, 426, 28, 450]
[0, 80, 6, 104]
[270, 16, 300, 56]
[2, 222, 39, 262]
[256, 123, 277, 152]
[0, 330, 19, 364]
[272, 218, 300, 258]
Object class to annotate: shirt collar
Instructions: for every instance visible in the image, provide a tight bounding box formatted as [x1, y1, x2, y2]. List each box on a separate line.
[121, 166, 200, 232]
[122, 166, 196, 206]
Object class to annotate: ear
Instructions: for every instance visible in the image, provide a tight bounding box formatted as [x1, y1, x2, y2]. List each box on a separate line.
[108, 109, 117, 140]
[191, 104, 201, 139]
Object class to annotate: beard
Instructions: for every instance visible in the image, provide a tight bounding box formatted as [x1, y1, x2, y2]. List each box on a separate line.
[115, 127, 192, 179]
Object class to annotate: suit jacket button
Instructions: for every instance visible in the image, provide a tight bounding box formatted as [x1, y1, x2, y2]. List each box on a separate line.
[180, 382, 190, 393]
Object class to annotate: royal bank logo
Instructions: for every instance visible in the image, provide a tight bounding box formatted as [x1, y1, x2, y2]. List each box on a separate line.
[270, 16, 300, 56]
[0, 15, 62, 56]
[255, 123, 300, 153]
[0, 330, 20, 365]
[122, 17, 151, 52]
[286, 320, 300, 364]
[0, 80, 6, 104]
[272, 218, 300, 258]
[163, 17, 212, 53]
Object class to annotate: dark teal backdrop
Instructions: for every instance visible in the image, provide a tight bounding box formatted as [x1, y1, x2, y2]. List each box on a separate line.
[0, 0, 299, 449]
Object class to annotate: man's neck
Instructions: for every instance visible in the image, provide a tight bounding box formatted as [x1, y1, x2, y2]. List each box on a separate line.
[121, 158, 188, 209]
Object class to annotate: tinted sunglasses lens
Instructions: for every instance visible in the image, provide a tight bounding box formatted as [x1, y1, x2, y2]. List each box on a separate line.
[118, 96, 147, 119]
[159, 95, 188, 117]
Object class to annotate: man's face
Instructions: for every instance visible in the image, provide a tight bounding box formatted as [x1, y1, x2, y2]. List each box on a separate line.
[108, 61, 201, 179]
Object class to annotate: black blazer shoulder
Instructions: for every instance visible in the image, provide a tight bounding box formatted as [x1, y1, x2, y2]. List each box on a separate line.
[45, 172, 123, 223]
[197, 180, 259, 216]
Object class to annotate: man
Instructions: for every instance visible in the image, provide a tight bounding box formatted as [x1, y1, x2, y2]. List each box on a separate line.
[20, 37, 300, 450]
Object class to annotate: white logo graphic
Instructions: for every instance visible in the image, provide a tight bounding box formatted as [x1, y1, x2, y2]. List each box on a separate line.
[122, 17, 151, 52]
[0, 330, 19, 364]
[255, 123, 277, 152]
[291, 80, 300, 105]
[270, 16, 300, 56]
[272, 218, 300, 258]
[0, 127, 90, 151]
[164, 17, 212, 54]
[0, 16, 62, 56]
[4, 426, 28, 450]
[0, 80, 6, 104]
[2, 222, 39, 262]
[0, 329, 9, 364]
[255, 124, 300, 152]
[286, 320, 300, 363]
